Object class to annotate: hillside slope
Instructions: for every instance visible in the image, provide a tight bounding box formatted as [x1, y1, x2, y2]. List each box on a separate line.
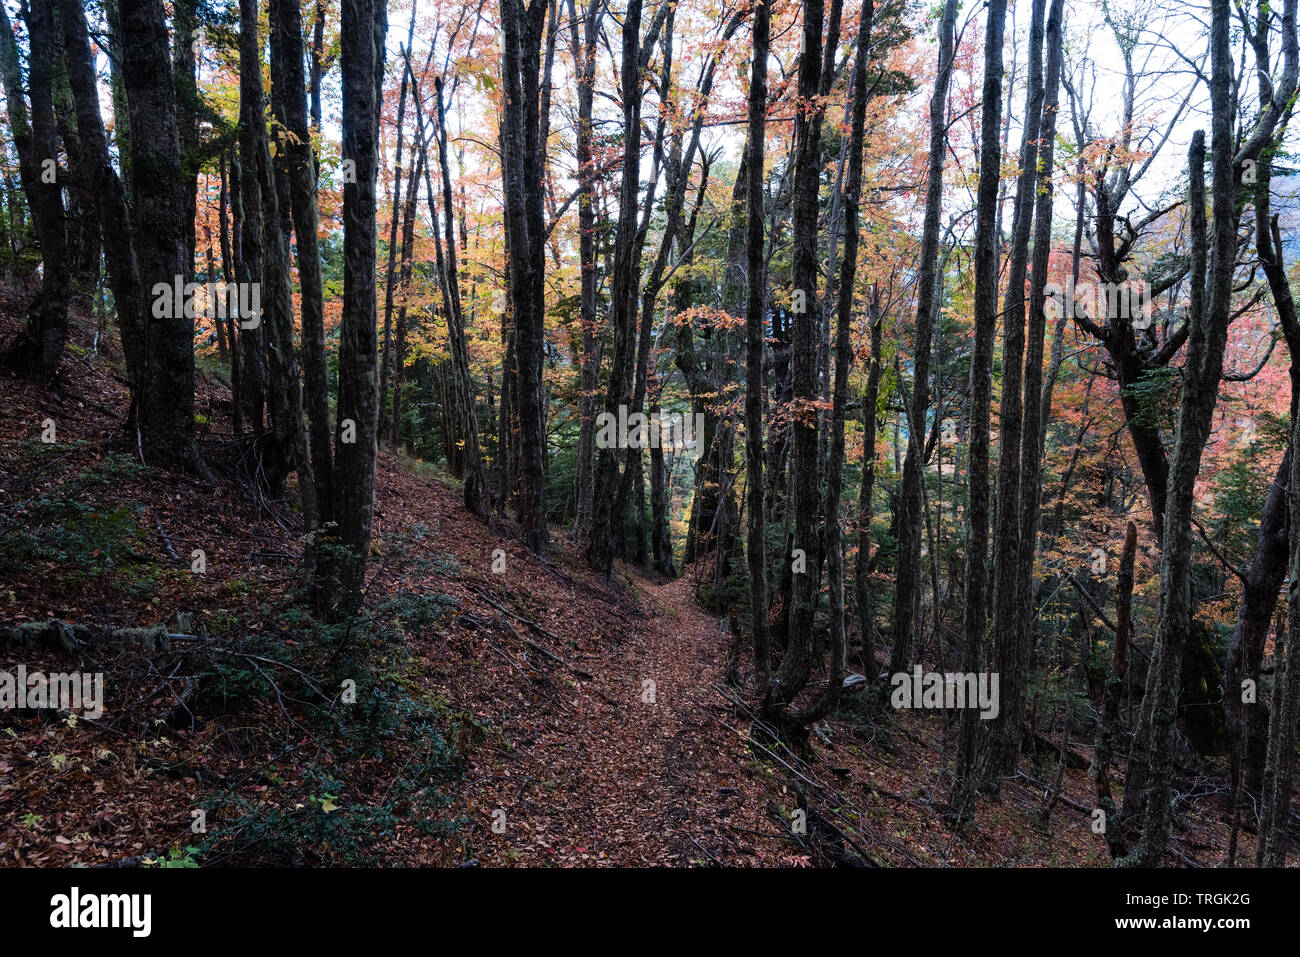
[0, 294, 1273, 867]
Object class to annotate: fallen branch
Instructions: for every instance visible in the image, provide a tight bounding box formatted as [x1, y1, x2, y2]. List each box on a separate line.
[0, 620, 177, 653]
[471, 589, 570, 648]
[461, 606, 619, 707]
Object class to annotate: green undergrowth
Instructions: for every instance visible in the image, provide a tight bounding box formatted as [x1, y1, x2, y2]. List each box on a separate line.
[187, 583, 470, 865]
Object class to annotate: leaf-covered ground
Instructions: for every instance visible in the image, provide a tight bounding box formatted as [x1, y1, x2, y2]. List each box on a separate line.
[0, 295, 1284, 867]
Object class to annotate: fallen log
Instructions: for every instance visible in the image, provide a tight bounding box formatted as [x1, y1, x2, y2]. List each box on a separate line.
[0, 620, 181, 654]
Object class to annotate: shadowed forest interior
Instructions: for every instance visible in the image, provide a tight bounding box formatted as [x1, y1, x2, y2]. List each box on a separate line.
[0, 0, 1298, 869]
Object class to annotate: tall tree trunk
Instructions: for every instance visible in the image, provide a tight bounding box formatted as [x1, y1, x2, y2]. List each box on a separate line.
[247, 0, 313, 505]
[1252, 0, 1300, 868]
[888, 0, 958, 675]
[586, 0, 645, 573]
[1124, 2, 1240, 863]
[236, 4, 269, 432]
[391, 105, 427, 450]
[856, 290, 884, 676]
[172, 0, 200, 283]
[569, 0, 603, 544]
[1007, 0, 1065, 781]
[331, 0, 386, 616]
[220, 148, 243, 433]
[1223, 448, 1291, 807]
[121, 0, 202, 470]
[501, 0, 551, 556]
[378, 1, 417, 443]
[947, 0, 1008, 828]
[769, 0, 826, 712]
[271, 0, 334, 526]
[744, 0, 772, 700]
[1093, 520, 1136, 858]
[1234, 0, 1300, 819]
[432, 73, 487, 514]
[0, 0, 69, 380]
[985, 0, 1048, 787]
[785, 0, 874, 727]
[62, 0, 146, 391]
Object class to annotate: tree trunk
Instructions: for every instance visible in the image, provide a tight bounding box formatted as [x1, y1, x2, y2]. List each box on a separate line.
[433, 75, 487, 513]
[219, 149, 243, 433]
[785, 0, 874, 728]
[985, 0, 1048, 787]
[270, 0, 334, 525]
[569, 0, 603, 544]
[501, 0, 551, 557]
[236, 6, 269, 433]
[948, 0, 1008, 828]
[378, 1, 417, 443]
[586, 0, 645, 573]
[0, 0, 69, 380]
[744, 0, 772, 700]
[1093, 520, 1136, 858]
[888, 0, 958, 675]
[331, 0, 386, 616]
[55, 0, 147, 395]
[172, 0, 200, 282]
[768, 0, 827, 714]
[121, 0, 202, 470]
[1124, 12, 1236, 863]
[246, 0, 313, 504]
[856, 292, 884, 676]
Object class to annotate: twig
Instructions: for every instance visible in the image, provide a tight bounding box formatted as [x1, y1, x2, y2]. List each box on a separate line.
[688, 834, 724, 866]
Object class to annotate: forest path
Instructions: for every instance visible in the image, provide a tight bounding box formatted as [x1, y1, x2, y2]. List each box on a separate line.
[459, 572, 790, 866]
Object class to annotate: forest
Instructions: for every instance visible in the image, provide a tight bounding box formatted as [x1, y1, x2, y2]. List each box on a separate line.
[0, 0, 1297, 873]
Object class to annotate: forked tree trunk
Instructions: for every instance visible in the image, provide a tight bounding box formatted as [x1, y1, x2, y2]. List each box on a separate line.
[270, 0, 335, 526]
[985, 0, 1048, 787]
[586, 0, 644, 573]
[782, 0, 874, 729]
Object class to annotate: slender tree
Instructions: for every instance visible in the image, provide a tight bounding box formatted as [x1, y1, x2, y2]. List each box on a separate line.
[568, 0, 604, 544]
[586, 0, 645, 573]
[744, 0, 772, 699]
[984, 0, 1047, 786]
[0, 0, 69, 379]
[270, 0, 335, 527]
[948, 0, 1008, 827]
[378, 1, 418, 442]
[888, 0, 958, 675]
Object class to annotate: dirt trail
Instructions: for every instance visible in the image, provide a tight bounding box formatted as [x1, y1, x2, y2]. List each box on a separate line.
[459, 573, 790, 866]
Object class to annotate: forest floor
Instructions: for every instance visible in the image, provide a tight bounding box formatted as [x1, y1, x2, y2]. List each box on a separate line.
[0, 287, 1285, 867]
